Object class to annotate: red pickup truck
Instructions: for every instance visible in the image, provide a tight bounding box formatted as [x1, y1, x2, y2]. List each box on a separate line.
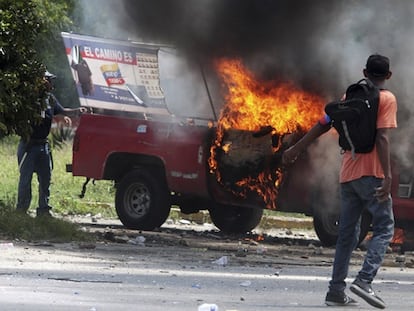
[63, 32, 414, 247]
[68, 111, 414, 247]
[69, 112, 267, 233]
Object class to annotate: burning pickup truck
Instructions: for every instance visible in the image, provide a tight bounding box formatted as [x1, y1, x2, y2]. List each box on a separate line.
[62, 33, 414, 247]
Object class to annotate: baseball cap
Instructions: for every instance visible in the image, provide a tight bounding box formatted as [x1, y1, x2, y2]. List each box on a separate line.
[44, 70, 57, 80]
[365, 54, 390, 77]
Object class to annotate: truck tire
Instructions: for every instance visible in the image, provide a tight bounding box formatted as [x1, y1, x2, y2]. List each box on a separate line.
[313, 208, 371, 247]
[208, 204, 263, 234]
[115, 169, 171, 230]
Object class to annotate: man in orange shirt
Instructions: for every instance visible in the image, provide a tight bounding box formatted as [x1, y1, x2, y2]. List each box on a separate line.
[283, 54, 397, 309]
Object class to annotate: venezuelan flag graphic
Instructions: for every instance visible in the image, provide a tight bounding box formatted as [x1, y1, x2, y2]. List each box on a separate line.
[100, 64, 125, 86]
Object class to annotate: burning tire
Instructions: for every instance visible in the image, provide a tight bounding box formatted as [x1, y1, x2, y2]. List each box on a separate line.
[115, 169, 171, 230]
[208, 204, 263, 233]
[313, 207, 371, 247]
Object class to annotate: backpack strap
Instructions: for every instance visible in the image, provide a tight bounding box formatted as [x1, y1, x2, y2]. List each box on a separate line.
[347, 78, 375, 99]
[341, 120, 356, 159]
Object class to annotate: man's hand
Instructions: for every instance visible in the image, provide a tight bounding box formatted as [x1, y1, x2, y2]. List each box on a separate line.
[374, 178, 392, 203]
[79, 107, 88, 114]
[282, 122, 330, 166]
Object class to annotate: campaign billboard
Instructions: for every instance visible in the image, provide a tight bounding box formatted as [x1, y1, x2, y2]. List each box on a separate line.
[61, 32, 169, 115]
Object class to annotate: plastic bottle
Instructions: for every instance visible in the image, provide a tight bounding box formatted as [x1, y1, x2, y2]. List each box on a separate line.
[197, 303, 219, 311]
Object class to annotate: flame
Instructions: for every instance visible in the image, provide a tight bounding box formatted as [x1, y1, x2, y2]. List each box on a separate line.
[215, 59, 323, 133]
[255, 234, 265, 242]
[391, 228, 404, 245]
[209, 58, 325, 209]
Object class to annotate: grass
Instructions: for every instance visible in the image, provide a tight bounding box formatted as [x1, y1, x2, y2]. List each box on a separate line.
[0, 202, 94, 242]
[0, 132, 116, 242]
[0, 133, 117, 217]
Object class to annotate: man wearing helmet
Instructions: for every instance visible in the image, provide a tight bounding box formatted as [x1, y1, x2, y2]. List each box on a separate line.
[16, 69, 87, 217]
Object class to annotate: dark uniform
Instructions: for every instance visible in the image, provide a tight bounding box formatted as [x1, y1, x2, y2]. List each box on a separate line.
[16, 90, 64, 216]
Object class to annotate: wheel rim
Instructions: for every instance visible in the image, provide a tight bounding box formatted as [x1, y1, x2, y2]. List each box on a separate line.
[124, 182, 151, 218]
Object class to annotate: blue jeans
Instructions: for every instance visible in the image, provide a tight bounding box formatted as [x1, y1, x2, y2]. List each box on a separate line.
[329, 176, 394, 293]
[16, 140, 53, 213]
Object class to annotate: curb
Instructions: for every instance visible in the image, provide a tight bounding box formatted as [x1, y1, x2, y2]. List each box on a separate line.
[170, 207, 314, 230]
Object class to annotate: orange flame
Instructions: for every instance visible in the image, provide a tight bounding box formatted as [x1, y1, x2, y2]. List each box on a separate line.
[209, 58, 325, 209]
[391, 228, 404, 245]
[256, 234, 265, 242]
[215, 59, 324, 133]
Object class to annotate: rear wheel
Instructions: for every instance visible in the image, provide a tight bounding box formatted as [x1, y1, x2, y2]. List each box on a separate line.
[313, 207, 371, 247]
[208, 204, 263, 233]
[115, 169, 171, 230]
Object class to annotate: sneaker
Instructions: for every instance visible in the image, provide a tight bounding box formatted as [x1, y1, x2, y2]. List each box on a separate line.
[350, 278, 386, 309]
[325, 291, 359, 306]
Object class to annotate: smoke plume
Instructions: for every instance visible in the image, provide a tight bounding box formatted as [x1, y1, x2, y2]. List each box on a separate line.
[113, 0, 413, 165]
[76, 0, 414, 168]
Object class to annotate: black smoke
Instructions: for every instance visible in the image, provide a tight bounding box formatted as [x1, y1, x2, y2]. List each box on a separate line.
[115, 0, 414, 101]
[77, 0, 414, 165]
[119, 0, 336, 56]
[117, 0, 346, 96]
[115, 0, 414, 161]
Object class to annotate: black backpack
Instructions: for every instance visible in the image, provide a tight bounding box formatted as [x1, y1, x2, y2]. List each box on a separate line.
[324, 79, 380, 157]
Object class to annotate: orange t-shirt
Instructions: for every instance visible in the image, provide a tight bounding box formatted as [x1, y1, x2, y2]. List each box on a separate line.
[339, 90, 397, 183]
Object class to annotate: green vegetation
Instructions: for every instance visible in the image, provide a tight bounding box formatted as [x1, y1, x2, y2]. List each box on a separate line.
[0, 0, 102, 241]
[0, 133, 116, 242]
[0, 134, 116, 217]
[0, 1, 47, 139]
[0, 202, 94, 242]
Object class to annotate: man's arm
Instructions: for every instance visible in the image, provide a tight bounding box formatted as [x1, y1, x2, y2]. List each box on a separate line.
[61, 107, 87, 118]
[51, 93, 87, 118]
[282, 122, 331, 164]
[375, 128, 393, 202]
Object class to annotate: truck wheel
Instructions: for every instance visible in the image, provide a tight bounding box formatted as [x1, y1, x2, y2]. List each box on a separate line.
[115, 169, 170, 230]
[313, 208, 371, 247]
[208, 204, 263, 234]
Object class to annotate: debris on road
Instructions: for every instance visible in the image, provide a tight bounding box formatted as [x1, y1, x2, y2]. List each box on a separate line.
[212, 256, 229, 266]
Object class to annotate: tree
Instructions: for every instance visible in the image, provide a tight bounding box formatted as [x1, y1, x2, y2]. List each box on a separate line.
[0, 0, 76, 139]
[0, 0, 47, 139]
[33, 0, 78, 109]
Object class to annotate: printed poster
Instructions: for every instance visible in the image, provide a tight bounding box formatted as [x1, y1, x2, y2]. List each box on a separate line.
[61, 32, 169, 115]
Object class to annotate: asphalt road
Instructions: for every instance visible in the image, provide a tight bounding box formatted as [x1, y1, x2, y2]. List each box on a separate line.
[1, 218, 414, 311]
